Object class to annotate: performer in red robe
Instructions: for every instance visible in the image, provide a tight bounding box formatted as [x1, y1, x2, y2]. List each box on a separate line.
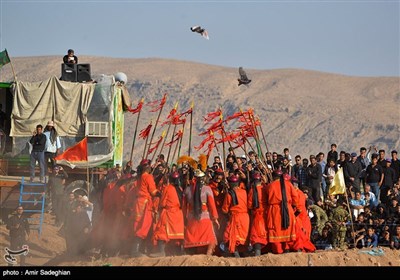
[183, 169, 219, 255]
[289, 177, 316, 252]
[131, 159, 160, 257]
[151, 171, 184, 257]
[265, 170, 298, 254]
[222, 175, 249, 257]
[247, 172, 268, 256]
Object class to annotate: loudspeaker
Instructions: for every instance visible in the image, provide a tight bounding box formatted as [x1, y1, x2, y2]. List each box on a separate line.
[61, 63, 77, 82]
[77, 64, 91, 82]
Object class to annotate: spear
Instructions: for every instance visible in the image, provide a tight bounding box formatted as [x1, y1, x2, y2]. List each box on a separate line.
[170, 129, 182, 166]
[141, 121, 152, 160]
[257, 116, 271, 155]
[150, 130, 167, 163]
[145, 94, 167, 156]
[177, 119, 186, 159]
[240, 133, 272, 182]
[188, 100, 194, 156]
[159, 102, 178, 158]
[219, 107, 226, 169]
[129, 98, 144, 162]
[166, 124, 177, 164]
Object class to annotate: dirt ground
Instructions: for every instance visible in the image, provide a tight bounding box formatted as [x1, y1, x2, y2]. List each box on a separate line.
[1, 213, 399, 267]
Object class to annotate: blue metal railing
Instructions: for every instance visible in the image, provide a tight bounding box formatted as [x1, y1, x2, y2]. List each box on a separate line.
[19, 177, 46, 237]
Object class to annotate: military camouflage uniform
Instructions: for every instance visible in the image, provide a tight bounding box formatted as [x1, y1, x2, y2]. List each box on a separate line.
[309, 204, 329, 235]
[329, 206, 349, 249]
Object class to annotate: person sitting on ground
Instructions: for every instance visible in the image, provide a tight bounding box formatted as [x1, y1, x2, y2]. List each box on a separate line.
[63, 49, 78, 64]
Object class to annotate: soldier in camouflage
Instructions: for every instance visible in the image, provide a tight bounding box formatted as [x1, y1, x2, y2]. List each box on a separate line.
[327, 196, 350, 250]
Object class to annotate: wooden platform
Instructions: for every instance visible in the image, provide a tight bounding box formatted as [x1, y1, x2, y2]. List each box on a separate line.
[0, 175, 23, 187]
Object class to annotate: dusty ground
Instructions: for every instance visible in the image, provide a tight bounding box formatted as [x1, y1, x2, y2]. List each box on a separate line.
[0, 213, 399, 267]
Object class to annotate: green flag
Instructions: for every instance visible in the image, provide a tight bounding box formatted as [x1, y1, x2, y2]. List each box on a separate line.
[0, 49, 10, 68]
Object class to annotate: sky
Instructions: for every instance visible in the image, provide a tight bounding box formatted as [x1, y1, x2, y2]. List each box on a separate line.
[0, 0, 399, 77]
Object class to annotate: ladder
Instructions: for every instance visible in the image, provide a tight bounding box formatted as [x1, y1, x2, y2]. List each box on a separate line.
[18, 177, 47, 237]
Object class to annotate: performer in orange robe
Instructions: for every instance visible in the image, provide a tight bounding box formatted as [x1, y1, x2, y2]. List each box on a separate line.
[247, 172, 268, 256]
[289, 177, 316, 252]
[183, 169, 219, 255]
[265, 170, 298, 254]
[222, 175, 249, 257]
[131, 159, 160, 257]
[151, 172, 184, 257]
[208, 168, 228, 249]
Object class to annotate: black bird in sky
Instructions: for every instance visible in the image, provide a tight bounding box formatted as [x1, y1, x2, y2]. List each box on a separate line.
[238, 67, 252, 86]
[190, 25, 209, 40]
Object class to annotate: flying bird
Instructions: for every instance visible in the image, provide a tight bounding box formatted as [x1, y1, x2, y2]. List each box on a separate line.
[190, 25, 209, 40]
[238, 67, 252, 86]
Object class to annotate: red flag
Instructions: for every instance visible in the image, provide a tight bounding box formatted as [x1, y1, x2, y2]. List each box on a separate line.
[127, 98, 144, 114]
[172, 115, 186, 125]
[148, 93, 167, 112]
[199, 119, 223, 136]
[194, 132, 214, 151]
[178, 107, 193, 117]
[147, 135, 163, 155]
[224, 111, 243, 123]
[231, 137, 245, 149]
[203, 108, 222, 123]
[206, 141, 215, 160]
[165, 130, 183, 147]
[216, 131, 241, 144]
[55, 137, 88, 168]
[139, 123, 152, 139]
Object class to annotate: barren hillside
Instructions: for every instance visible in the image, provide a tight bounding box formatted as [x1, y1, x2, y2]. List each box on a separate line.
[1, 56, 399, 162]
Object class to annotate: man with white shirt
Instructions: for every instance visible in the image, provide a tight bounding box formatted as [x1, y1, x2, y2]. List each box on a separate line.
[361, 184, 378, 209]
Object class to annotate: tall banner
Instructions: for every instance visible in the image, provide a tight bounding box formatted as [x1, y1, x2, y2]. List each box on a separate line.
[113, 87, 124, 167]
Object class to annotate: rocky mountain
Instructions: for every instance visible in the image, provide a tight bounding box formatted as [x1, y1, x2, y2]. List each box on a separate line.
[1, 56, 399, 163]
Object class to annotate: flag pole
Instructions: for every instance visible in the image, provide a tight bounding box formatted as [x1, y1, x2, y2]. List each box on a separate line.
[150, 131, 166, 163]
[5, 49, 18, 81]
[142, 121, 152, 160]
[85, 136, 90, 198]
[177, 120, 186, 159]
[159, 120, 172, 159]
[145, 94, 167, 156]
[344, 190, 357, 248]
[248, 111, 265, 162]
[219, 107, 226, 169]
[159, 102, 178, 159]
[170, 130, 181, 166]
[188, 101, 194, 156]
[129, 98, 144, 162]
[166, 124, 177, 164]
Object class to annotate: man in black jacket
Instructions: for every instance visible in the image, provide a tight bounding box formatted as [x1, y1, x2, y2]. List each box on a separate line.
[6, 206, 30, 265]
[29, 124, 47, 183]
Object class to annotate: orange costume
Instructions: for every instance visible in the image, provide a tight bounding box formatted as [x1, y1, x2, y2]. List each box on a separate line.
[265, 177, 298, 254]
[133, 171, 158, 239]
[290, 187, 316, 252]
[153, 183, 184, 242]
[222, 187, 249, 253]
[183, 179, 218, 249]
[247, 181, 268, 246]
[209, 179, 228, 243]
